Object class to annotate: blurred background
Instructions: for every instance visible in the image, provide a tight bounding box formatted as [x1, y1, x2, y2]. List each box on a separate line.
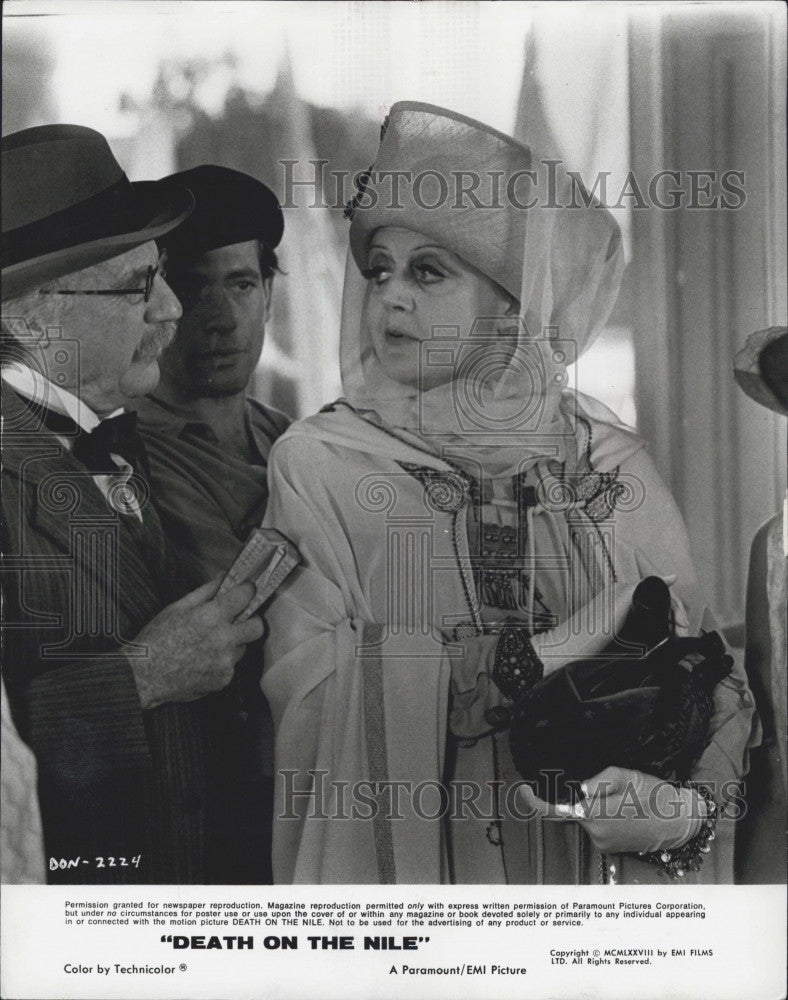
[3, 0, 786, 627]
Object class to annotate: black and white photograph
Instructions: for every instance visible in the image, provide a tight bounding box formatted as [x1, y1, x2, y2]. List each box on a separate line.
[1, 2, 786, 998]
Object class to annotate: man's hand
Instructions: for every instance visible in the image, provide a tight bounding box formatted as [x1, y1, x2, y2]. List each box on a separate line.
[126, 578, 264, 709]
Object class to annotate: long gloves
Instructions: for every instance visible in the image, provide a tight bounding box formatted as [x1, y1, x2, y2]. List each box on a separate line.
[518, 766, 707, 854]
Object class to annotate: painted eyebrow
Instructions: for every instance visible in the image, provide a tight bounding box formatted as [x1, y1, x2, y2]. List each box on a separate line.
[368, 243, 446, 254]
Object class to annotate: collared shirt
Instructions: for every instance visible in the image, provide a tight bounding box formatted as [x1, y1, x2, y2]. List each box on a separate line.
[1, 363, 143, 521]
[135, 392, 290, 590]
[135, 392, 291, 786]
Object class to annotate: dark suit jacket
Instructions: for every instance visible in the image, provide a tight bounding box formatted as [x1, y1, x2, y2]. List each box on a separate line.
[1, 385, 205, 884]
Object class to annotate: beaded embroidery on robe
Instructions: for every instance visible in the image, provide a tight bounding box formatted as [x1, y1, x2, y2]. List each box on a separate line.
[398, 417, 627, 634]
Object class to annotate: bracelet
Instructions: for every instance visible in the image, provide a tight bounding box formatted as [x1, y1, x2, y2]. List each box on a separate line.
[491, 626, 544, 703]
[640, 782, 718, 879]
[449, 617, 519, 641]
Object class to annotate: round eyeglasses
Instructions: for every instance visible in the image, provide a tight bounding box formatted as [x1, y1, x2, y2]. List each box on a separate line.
[39, 250, 168, 305]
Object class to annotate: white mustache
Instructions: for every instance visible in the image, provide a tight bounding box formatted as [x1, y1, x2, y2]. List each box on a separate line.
[133, 323, 177, 362]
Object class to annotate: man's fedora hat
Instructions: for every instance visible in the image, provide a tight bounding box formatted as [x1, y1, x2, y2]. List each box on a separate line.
[157, 164, 284, 261]
[2, 124, 194, 301]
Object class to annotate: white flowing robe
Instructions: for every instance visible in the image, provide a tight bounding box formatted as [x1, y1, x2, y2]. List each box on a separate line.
[262, 402, 758, 884]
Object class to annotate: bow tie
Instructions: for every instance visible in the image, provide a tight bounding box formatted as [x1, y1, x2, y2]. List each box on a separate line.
[40, 408, 146, 475]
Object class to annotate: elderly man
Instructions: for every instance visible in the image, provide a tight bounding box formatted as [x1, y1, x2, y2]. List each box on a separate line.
[1, 125, 263, 884]
[135, 166, 289, 883]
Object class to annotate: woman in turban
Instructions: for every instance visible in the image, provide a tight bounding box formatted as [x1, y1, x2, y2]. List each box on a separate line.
[262, 103, 757, 884]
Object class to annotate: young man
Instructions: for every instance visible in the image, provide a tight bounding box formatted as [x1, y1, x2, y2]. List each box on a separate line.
[135, 166, 290, 882]
[1, 126, 264, 884]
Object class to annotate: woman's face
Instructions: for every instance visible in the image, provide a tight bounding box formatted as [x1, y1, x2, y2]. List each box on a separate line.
[360, 226, 515, 389]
